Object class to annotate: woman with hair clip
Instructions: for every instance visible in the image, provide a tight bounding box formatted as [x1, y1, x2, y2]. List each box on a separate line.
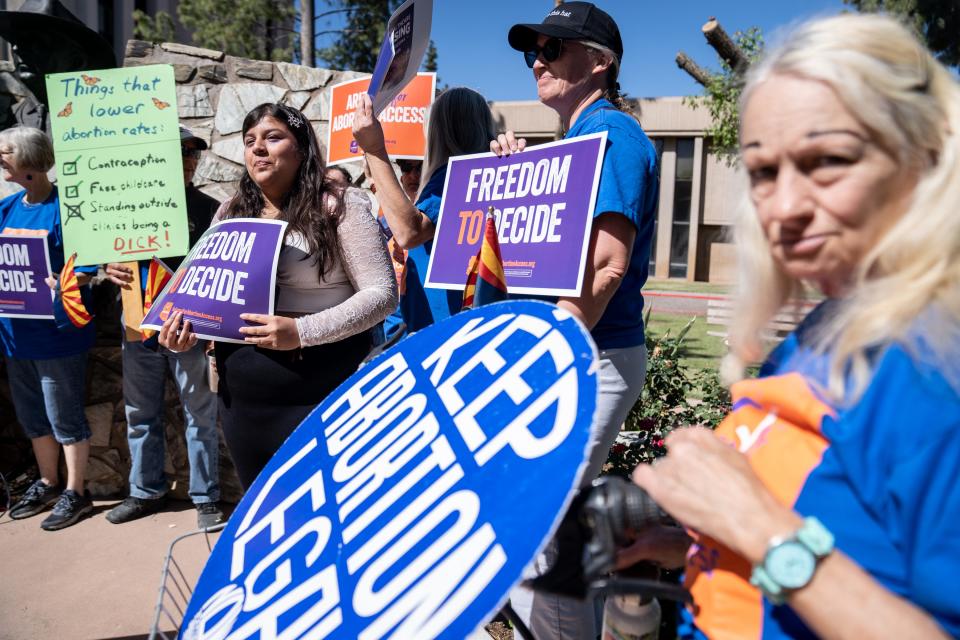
[159, 104, 397, 488]
[352, 86, 499, 336]
[625, 13, 960, 639]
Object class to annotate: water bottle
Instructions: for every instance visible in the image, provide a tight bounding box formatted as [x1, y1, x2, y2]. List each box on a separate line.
[601, 593, 661, 640]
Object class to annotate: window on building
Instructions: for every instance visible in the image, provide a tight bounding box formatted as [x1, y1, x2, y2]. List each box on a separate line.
[649, 138, 665, 276]
[669, 138, 694, 278]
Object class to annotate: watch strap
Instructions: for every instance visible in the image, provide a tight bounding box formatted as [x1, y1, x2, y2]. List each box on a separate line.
[750, 516, 834, 605]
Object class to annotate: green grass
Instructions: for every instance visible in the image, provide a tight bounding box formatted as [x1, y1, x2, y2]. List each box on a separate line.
[643, 279, 731, 295]
[646, 311, 727, 372]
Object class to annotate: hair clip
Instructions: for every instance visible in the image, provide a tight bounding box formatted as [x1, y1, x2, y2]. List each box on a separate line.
[287, 112, 303, 128]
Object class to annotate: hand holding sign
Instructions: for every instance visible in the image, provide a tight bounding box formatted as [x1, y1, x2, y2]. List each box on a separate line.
[351, 93, 387, 156]
[238, 313, 301, 350]
[158, 310, 197, 353]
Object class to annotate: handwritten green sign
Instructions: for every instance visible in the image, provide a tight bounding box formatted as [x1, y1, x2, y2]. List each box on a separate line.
[45, 65, 189, 266]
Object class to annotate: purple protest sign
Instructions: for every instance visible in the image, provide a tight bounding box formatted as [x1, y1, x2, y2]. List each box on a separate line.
[140, 219, 287, 342]
[425, 133, 606, 297]
[0, 235, 54, 319]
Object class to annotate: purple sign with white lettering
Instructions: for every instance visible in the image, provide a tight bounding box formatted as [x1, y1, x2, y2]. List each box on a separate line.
[140, 218, 287, 342]
[0, 235, 54, 319]
[425, 133, 606, 296]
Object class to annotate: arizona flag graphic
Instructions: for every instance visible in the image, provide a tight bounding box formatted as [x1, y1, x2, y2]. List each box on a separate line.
[462, 209, 508, 309]
[141, 257, 174, 341]
[55, 253, 92, 328]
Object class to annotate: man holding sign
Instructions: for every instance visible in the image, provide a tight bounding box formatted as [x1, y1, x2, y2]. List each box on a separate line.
[0, 127, 97, 531]
[103, 127, 222, 529]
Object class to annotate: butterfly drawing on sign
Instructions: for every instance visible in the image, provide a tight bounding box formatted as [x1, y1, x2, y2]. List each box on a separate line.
[81, 74, 101, 85]
[57, 102, 73, 118]
[152, 97, 170, 110]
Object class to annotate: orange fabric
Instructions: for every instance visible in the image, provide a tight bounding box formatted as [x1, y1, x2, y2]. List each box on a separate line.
[685, 373, 836, 639]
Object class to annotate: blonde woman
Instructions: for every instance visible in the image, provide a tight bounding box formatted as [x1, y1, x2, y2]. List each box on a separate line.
[628, 14, 960, 639]
[352, 87, 500, 334]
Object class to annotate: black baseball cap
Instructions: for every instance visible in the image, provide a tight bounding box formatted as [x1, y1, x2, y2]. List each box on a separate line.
[508, 2, 623, 63]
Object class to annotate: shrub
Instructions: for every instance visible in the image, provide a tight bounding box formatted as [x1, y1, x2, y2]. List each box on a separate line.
[604, 315, 732, 478]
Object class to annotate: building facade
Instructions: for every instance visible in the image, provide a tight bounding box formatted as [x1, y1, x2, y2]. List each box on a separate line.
[491, 97, 743, 283]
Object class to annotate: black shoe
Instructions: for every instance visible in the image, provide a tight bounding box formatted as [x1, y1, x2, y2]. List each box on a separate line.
[105, 495, 168, 524]
[9, 479, 59, 520]
[196, 502, 225, 529]
[40, 490, 93, 531]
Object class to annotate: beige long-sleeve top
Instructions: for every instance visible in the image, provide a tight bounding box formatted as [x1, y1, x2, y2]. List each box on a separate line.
[214, 187, 397, 347]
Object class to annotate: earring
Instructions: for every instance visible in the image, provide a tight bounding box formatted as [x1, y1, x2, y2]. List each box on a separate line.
[25, 174, 32, 181]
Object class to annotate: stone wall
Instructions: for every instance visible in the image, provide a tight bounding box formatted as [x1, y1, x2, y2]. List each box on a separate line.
[0, 43, 370, 506]
[123, 39, 370, 201]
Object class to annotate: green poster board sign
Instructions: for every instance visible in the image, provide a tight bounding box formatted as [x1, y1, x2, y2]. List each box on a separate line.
[45, 64, 189, 266]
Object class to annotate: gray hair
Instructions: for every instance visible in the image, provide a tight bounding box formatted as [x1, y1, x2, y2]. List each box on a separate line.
[0, 126, 55, 173]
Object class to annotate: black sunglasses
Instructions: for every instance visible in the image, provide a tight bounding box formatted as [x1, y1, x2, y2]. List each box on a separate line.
[524, 37, 563, 68]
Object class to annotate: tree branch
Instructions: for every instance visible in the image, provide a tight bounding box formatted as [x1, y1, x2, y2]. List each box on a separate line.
[676, 51, 712, 86]
[702, 18, 748, 71]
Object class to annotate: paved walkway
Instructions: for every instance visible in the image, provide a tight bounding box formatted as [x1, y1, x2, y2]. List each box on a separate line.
[0, 499, 222, 640]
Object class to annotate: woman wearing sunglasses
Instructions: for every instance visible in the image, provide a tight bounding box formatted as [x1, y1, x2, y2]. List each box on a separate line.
[352, 86, 499, 338]
[497, 3, 660, 639]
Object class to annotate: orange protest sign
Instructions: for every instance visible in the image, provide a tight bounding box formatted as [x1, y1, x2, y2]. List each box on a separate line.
[326, 72, 436, 167]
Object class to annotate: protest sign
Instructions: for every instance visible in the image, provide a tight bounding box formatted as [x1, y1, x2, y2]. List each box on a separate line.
[0, 235, 54, 319]
[368, 0, 433, 115]
[140, 219, 286, 343]
[327, 72, 435, 166]
[45, 64, 189, 266]
[180, 299, 599, 640]
[425, 133, 606, 296]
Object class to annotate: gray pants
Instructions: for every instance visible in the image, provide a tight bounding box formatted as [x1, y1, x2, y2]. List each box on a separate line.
[509, 343, 648, 640]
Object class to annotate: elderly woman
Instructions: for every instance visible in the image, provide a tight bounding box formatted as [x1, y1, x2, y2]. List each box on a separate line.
[0, 127, 97, 530]
[630, 14, 960, 639]
[161, 104, 397, 488]
[497, 3, 660, 638]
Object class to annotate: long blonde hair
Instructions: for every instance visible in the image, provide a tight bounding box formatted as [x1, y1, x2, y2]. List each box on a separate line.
[419, 87, 497, 194]
[724, 13, 960, 401]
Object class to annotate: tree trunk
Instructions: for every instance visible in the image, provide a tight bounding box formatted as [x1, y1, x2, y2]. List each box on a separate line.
[676, 51, 711, 86]
[702, 18, 747, 71]
[301, 0, 315, 67]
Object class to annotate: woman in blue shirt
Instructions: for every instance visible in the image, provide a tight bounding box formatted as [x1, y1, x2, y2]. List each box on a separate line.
[0, 127, 96, 531]
[628, 14, 960, 640]
[497, 3, 660, 638]
[352, 86, 499, 334]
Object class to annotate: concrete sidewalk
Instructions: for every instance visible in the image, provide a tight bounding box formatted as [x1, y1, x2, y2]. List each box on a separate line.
[0, 499, 222, 640]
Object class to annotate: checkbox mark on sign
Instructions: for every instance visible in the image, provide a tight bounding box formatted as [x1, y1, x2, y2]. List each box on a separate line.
[62, 156, 80, 176]
[65, 183, 81, 199]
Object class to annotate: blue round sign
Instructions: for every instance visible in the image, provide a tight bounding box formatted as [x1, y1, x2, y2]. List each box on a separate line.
[181, 300, 598, 639]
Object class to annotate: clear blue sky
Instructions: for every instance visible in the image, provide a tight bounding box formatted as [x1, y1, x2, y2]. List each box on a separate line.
[313, 0, 851, 100]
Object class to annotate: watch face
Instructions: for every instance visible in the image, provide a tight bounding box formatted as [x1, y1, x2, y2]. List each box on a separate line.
[766, 541, 816, 589]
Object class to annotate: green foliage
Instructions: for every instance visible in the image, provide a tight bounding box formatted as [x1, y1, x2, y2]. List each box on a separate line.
[317, 1, 401, 73]
[132, 9, 176, 44]
[604, 316, 732, 478]
[844, 0, 959, 67]
[423, 39, 438, 72]
[177, 0, 295, 61]
[684, 27, 764, 165]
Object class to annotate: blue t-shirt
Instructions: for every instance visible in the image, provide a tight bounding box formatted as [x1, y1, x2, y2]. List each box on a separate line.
[565, 98, 659, 350]
[386, 164, 460, 340]
[680, 302, 960, 638]
[0, 187, 97, 359]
